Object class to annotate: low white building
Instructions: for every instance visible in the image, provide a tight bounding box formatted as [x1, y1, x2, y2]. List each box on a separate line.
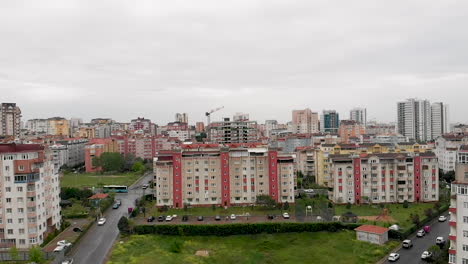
[435, 134, 468, 174]
[355, 225, 389, 245]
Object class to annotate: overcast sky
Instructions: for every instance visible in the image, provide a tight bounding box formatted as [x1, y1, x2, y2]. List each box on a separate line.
[0, 0, 467, 125]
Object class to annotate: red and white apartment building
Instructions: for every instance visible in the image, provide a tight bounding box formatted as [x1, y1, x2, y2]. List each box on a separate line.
[153, 143, 295, 208]
[0, 144, 61, 249]
[449, 145, 468, 264]
[330, 152, 439, 204]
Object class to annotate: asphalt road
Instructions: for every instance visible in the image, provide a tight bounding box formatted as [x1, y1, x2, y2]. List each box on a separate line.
[383, 213, 449, 264]
[70, 172, 153, 264]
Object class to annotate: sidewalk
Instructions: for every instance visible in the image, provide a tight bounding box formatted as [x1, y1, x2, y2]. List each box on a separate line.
[43, 218, 91, 253]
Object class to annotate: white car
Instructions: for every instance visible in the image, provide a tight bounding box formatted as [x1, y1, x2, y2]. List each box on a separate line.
[421, 251, 433, 260]
[230, 214, 236, 220]
[283, 213, 290, 219]
[61, 258, 74, 264]
[142, 184, 149, 189]
[165, 215, 173, 221]
[416, 230, 425, 237]
[436, 237, 445, 245]
[388, 253, 400, 262]
[438, 215, 447, 222]
[97, 218, 106, 226]
[57, 240, 72, 247]
[53, 245, 66, 252]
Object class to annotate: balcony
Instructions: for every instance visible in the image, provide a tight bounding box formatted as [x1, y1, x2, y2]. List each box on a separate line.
[449, 207, 457, 214]
[449, 221, 457, 227]
[449, 235, 456, 241]
[449, 249, 456, 255]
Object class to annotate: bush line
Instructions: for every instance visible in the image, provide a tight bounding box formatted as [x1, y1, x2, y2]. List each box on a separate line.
[133, 222, 361, 236]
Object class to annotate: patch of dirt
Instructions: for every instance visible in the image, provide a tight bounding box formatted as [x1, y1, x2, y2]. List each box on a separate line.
[195, 250, 210, 257]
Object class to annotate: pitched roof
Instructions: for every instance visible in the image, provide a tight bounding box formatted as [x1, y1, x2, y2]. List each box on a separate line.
[355, 225, 389, 235]
[89, 193, 109, 200]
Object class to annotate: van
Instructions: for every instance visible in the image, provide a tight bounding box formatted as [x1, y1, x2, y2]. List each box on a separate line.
[402, 240, 413, 249]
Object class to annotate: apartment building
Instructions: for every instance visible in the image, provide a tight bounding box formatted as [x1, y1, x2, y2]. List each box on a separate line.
[129, 117, 153, 134]
[0, 103, 22, 138]
[153, 144, 295, 208]
[25, 119, 48, 135]
[175, 113, 188, 124]
[320, 110, 340, 134]
[208, 118, 259, 144]
[291, 109, 319, 134]
[350, 107, 367, 127]
[47, 117, 70, 137]
[84, 138, 120, 173]
[53, 138, 88, 168]
[295, 146, 318, 182]
[330, 152, 439, 204]
[339, 120, 366, 144]
[435, 134, 468, 174]
[0, 144, 61, 249]
[431, 102, 449, 139]
[448, 145, 468, 264]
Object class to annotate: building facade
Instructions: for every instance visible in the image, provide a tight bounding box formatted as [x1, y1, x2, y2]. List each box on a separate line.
[350, 107, 367, 127]
[431, 102, 450, 140]
[0, 144, 61, 249]
[330, 152, 439, 204]
[153, 144, 295, 208]
[449, 145, 468, 264]
[435, 134, 468, 174]
[291, 109, 319, 134]
[320, 110, 340, 134]
[0, 103, 21, 138]
[339, 120, 366, 144]
[208, 118, 258, 144]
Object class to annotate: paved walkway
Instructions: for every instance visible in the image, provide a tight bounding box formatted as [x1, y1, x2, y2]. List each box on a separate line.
[43, 218, 91, 253]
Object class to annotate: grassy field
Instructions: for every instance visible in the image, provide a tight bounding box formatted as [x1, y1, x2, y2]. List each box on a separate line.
[60, 172, 144, 188]
[109, 231, 398, 264]
[335, 203, 436, 229]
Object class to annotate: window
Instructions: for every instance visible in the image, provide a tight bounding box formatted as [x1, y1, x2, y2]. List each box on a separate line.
[18, 218, 24, 223]
[19, 229, 25, 234]
[17, 187, 23, 192]
[464, 245, 468, 252]
[5, 176, 10, 182]
[19, 239, 25, 245]
[464, 216, 468, 224]
[7, 219, 12, 224]
[6, 198, 11, 203]
[6, 187, 11, 192]
[7, 229, 13, 235]
[463, 230, 468, 237]
[6, 208, 12, 213]
[19, 165, 24, 171]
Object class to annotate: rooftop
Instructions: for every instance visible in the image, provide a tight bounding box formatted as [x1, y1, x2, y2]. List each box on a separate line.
[0, 143, 44, 154]
[354, 225, 389, 235]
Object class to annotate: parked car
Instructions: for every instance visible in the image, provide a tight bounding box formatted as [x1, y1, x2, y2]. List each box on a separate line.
[57, 240, 72, 247]
[388, 253, 400, 262]
[97, 218, 106, 226]
[147, 216, 155, 222]
[142, 184, 149, 189]
[53, 245, 66, 252]
[423, 225, 431, 233]
[267, 214, 275, 220]
[197, 216, 204, 221]
[165, 215, 173, 222]
[230, 214, 236, 220]
[116, 199, 122, 206]
[417, 230, 425, 237]
[438, 215, 447, 222]
[421, 251, 433, 260]
[158, 216, 164, 222]
[282, 212, 290, 219]
[436, 237, 445, 245]
[182, 215, 189, 222]
[402, 240, 413, 249]
[61, 258, 74, 264]
[215, 215, 221, 221]
[72, 227, 83, 233]
[112, 203, 120, 209]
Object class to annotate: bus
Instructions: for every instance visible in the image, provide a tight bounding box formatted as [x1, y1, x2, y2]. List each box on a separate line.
[103, 185, 128, 193]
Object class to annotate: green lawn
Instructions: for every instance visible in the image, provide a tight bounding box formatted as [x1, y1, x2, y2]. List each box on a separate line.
[335, 203, 436, 229]
[109, 231, 399, 264]
[60, 172, 143, 188]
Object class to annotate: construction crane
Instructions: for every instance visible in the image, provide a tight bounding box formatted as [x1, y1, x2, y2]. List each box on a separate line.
[205, 106, 224, 125]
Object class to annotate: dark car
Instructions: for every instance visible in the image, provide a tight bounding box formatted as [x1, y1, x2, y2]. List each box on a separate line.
[182, 215, 189, 222]
[147, 216, 155, 222]
[267, 215, 275, 220]
[157, 216, 164, 222]
[72, 227, 83, 233]
[197, 216, 204, 221]
[112, 203, 120, 209]
[215, 215, 221, 221]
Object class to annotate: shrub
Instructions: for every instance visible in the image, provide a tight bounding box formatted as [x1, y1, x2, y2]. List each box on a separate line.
[403, 200, 409, 208]
[118, 216, 131, 234]
[169, 241, 183, 253]
[133, 222, 360, 236]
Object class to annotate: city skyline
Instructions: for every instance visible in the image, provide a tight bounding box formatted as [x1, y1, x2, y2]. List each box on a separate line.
[1, 0, 468, 123]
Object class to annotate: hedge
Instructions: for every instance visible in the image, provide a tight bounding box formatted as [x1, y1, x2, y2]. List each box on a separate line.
[133, 222, 361, 236]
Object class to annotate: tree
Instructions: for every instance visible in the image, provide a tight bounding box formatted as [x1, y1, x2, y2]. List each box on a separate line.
[99, 152, 125, 172]
[9, 246, 20, 263]
[433, 201, 441, 212]
[410, 213, 420, 226]
[29, 246, 45, 264]
[346, 202, 352, 210]
[403, 200, 409, 208]
[424, 208, 434, 218]
[283, 201, 290, 211]
[256, 195, 277, 209]
[211, 204, 216, 211]
[118, 216, 131, 234]
[428, 245, 442, 260]
[132, 161, 145, 173]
